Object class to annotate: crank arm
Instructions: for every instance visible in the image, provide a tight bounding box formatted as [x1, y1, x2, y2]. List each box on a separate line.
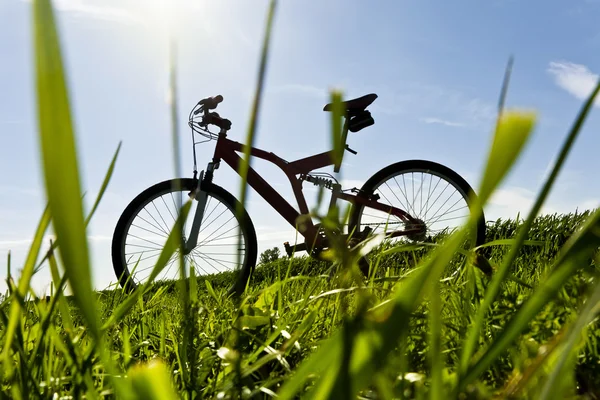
[386, 228, 424, 239]
[338, 192, 417, 223]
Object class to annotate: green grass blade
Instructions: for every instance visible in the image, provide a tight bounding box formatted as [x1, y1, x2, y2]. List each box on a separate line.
[277, 224, 470, 398]
[475, 58, 527, 207]
[168, 39, 182, 183]
[129, 359, 179, 400]
[33, 142, 122, 275]
[47, 241, 74, 332]
[460, 206, 600, 389]
[497, 56, 513, 113]
[476, 110, 537, 207]
[238, 0, 277, 208]
[538, 275, 600, 399]
[474, 239, 544, 249]
[6, 250, 11, 283]
[166, 34, 189, 315]
[0, 204, 50, 370]
[501, 326, 566, 397]
[204, 279, 220, 306]
[32, 2, 133, 397]
[33, 0, 99, 336]
[276, 334, 342, 400]
[189, 264, 197, 304]
[146, 200, 192, 284]
[102, 201, 192, 330]
[458, 78, 600, 383]
[232, 0, 277, 295]
[429, 280, 443, 400]
[329, 90, 344, 174]
[85, 142, 121, 226]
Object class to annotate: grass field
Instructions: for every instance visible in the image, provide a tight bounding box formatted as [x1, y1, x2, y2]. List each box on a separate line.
[3, 0, 600, 398]
[1, 211, 600, 399]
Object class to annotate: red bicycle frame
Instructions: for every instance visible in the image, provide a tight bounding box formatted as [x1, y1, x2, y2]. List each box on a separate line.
[202, 129, 420, 250]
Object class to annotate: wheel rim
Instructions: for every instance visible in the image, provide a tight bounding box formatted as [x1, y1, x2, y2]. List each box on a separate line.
[117, 185, 249, 288]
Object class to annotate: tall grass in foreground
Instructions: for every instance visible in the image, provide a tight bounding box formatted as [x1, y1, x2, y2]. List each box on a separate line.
[1, 0, 600, 398]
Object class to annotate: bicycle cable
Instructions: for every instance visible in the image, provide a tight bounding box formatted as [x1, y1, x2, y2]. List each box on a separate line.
[191, 126, 198, 177]
[188, 102, 216, 178]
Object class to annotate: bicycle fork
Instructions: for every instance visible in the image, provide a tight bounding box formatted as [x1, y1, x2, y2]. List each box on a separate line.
[183, 161, 218, 254]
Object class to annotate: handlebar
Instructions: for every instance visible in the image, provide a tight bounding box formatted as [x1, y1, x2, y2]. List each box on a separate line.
[205, 111, 232, 131]
[192, 94, 232, 131]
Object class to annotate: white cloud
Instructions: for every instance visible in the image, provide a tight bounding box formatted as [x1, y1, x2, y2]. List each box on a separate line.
[547, 61, 600, 105]
[368, 82, 496, 128]
[20, 0, 141, 25]
[0, 235, 56, 250]
[487, 186, 565, 220]
[485, 184, 599, 222]
[420, 117, 466, 127]
[462, 97, 496, 124]
[580, 199, 599, 210]
[406, 84, 496, 128]
[487, 187, 537, 220]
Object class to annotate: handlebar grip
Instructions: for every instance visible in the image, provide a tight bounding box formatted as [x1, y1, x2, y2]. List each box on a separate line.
[200, 95, 224, 110]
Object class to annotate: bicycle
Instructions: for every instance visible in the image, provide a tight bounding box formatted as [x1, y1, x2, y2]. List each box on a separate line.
[111, 93, 487, 294]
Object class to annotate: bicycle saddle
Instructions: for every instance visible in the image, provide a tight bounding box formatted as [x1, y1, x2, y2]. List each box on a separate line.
[323, 93, 378, 112]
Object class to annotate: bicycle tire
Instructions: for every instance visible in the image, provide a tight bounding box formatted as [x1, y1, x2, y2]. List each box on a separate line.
[111, 178, 258, 295]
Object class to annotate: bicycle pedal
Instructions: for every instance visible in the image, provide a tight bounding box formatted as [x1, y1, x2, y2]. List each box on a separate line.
[283, 241, 307, 257]
[283, 242, 293, 257]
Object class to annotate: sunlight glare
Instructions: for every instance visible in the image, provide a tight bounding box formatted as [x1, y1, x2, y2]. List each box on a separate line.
[138, 0, 223, 42]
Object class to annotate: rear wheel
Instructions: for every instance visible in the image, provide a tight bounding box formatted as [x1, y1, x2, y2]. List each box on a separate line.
[348, 160, 486, 276]
[111, 178, 258, 295]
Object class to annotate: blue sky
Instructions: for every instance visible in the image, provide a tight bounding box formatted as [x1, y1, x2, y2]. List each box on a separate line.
[2, 0, 600, 294]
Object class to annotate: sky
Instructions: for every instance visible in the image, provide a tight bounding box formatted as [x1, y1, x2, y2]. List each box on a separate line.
[2, 0, 600, 295]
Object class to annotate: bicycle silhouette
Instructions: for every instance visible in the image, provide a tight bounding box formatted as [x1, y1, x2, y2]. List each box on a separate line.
[111, 93, 486, 294]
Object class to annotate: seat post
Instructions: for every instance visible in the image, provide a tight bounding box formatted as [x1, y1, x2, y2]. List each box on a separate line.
[333, 117, 350, 173]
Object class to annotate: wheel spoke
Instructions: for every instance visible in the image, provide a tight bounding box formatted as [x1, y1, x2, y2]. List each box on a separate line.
[148, 201, 171, 236]
[192, 250, 234, 272]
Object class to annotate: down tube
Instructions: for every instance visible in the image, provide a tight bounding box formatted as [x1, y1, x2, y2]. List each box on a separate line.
[220, 150, 317, 239]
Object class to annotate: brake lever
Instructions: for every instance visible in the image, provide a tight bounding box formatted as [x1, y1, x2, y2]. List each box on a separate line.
[193, 103, 205, 116]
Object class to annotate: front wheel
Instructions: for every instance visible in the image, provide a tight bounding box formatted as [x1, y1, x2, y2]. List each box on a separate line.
[111, 178, 258, 295]
[348, 159, 486, 275]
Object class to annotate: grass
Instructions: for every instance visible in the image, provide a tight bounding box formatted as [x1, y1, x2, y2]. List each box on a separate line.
[2, 212, 600, 398]
[2, 0, 600, 398]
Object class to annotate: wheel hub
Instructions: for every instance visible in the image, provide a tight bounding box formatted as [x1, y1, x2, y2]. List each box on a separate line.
[406, 218, 427, 241]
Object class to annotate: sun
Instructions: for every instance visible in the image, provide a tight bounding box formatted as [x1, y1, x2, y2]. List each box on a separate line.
[138, 0, 222, 37]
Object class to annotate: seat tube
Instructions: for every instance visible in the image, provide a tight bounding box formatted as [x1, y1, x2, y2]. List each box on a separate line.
[328, 183, 342, 214]
[333, 119, 350, 173]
